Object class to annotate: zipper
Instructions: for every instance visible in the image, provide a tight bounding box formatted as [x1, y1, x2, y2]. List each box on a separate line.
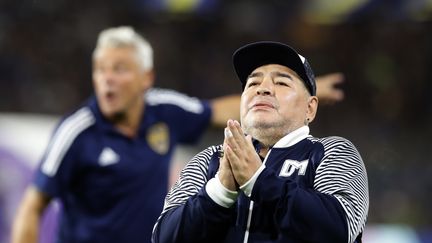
[242, 148, 272, 243]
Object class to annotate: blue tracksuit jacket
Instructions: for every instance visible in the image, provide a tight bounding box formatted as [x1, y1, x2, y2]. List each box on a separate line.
[152, 126, 368, 243]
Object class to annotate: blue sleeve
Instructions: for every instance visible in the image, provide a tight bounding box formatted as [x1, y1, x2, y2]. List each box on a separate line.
[33, 108, 94, 198]
[173, 100, 212, 144]
[33, 146, 78, 199]
[146, 88, 212, 144]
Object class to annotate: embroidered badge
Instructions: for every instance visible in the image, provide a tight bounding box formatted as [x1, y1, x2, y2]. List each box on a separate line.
[146, 122, 170, 155]
[279, 159, 309, 177]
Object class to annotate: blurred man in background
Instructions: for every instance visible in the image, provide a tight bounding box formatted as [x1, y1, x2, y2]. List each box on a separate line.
[11, 26, 239, 243]
[11, 26, 345, 243]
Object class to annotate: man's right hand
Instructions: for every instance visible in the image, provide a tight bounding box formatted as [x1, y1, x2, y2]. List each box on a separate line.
[218, 128, 239, 191]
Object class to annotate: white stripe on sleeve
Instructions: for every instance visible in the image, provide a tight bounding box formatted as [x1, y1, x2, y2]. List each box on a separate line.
[41, 108, 95, 176]
[145, 88, 204, 114]
[312, 136, 369, 243]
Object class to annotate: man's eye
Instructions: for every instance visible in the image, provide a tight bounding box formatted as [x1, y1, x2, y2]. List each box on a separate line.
[114, 65, 128, 73]
[247, 81, 259, 88]
[275, 81, 288, 86]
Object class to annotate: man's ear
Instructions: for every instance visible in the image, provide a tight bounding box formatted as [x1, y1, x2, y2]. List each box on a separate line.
[141, 70, 155, 90]
[306, 96, 318, 123]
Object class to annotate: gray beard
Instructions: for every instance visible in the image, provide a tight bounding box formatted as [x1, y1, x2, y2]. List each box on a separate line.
[243, 120, 287, 148]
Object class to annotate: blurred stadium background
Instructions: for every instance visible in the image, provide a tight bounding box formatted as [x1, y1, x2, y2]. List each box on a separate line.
[1, 0, 431, 242]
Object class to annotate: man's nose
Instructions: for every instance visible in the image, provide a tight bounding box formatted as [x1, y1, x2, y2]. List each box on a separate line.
[256, 87, 271, 95]
[100, 70, 116, 86]
[256, 77, 273, 95]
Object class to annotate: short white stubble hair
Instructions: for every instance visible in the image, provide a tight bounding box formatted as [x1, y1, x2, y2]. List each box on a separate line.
[93, 26, 153, 71]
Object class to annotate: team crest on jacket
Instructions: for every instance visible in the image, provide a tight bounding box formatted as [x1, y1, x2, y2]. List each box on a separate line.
[146, 122, 170, 155]
[279, 159, 309, 177]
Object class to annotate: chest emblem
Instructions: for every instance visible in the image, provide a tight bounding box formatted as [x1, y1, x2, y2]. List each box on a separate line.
[279, 159, 308, 177]
[98, 147, 120, 166]
[146, 122, 170, 155]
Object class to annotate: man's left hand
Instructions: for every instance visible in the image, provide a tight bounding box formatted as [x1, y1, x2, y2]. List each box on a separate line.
[224, 120, 262, 186]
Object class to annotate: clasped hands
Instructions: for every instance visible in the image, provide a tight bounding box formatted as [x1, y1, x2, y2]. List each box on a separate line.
[218, 119, 262, 191]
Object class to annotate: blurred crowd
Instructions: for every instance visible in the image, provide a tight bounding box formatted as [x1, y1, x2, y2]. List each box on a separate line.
[1, 0, 432, 229]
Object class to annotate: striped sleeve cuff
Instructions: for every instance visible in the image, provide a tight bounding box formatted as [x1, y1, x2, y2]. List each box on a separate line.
[206, 173, 238, 208]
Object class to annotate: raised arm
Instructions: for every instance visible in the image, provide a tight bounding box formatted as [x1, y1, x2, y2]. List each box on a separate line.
[315, 72, 345, 105]
[209, 72, 345, 128]
[210, 94, 241, 127]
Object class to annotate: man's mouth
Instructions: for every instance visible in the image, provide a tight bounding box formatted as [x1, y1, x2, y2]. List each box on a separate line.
[104, 91, 116, 102]
[250, 101, 275, 110]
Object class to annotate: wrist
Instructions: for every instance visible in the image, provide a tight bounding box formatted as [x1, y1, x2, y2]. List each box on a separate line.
[205, 174, 239, 208]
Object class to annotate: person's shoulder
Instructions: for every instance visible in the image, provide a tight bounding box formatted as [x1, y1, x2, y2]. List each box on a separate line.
[42, 105, 97, 163]
[60, 97, 95, 121]
[310, 135, 360, 153]
[188, 145, 222, 177]
[195, 144, 223, 157]
[145, 88, 190, 103]
[314, 135, 352, 144]
[145, 88, 205, 113]
[56, 105, 96, 135]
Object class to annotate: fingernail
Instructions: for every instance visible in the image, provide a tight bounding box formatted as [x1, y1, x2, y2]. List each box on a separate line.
[224, 128, 233, 138]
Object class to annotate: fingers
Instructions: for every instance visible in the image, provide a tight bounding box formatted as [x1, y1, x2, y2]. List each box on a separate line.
[224, 120, 250, 158]
[227, 119, 242, 137]
[316, 72, 345, 105]
[225, 119, 245, 150]
[220, 131, 239, 190]
[316, 72, 345, 86]
[223, 119, 242, 167]
[224, 128, 261, 186]
[331, 89, 344, 101]
[224, 127, 233, 138]
[328, 72, 345, 85]
[218, 155, 237, 191]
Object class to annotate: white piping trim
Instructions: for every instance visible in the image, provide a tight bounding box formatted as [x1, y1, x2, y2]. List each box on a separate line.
[243, 201, 254, 243]
[41, 108, 94, 176]
[145, 88, 204, 114]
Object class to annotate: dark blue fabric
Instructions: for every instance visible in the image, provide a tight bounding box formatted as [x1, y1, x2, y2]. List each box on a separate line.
[34, 95, 212, 243]
[154, 138, 356, 243]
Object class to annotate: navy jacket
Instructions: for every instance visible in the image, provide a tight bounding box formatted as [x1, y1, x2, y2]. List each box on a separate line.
[152, 126, 368, 243]
[34, 88, 212, 243]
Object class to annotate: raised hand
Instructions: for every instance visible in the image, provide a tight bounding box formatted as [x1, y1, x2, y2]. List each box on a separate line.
[224, 120, 262, 186]
[217, 128, 239, 191]
[316, 72, 345, 105]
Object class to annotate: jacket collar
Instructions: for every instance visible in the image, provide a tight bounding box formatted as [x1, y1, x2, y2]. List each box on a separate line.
[272, 126, 310, 148]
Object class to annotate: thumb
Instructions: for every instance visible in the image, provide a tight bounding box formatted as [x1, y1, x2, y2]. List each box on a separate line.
[245, 134, 254, 145]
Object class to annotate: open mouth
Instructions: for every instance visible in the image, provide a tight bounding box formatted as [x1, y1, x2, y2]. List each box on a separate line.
[104, 91, 116, 102]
